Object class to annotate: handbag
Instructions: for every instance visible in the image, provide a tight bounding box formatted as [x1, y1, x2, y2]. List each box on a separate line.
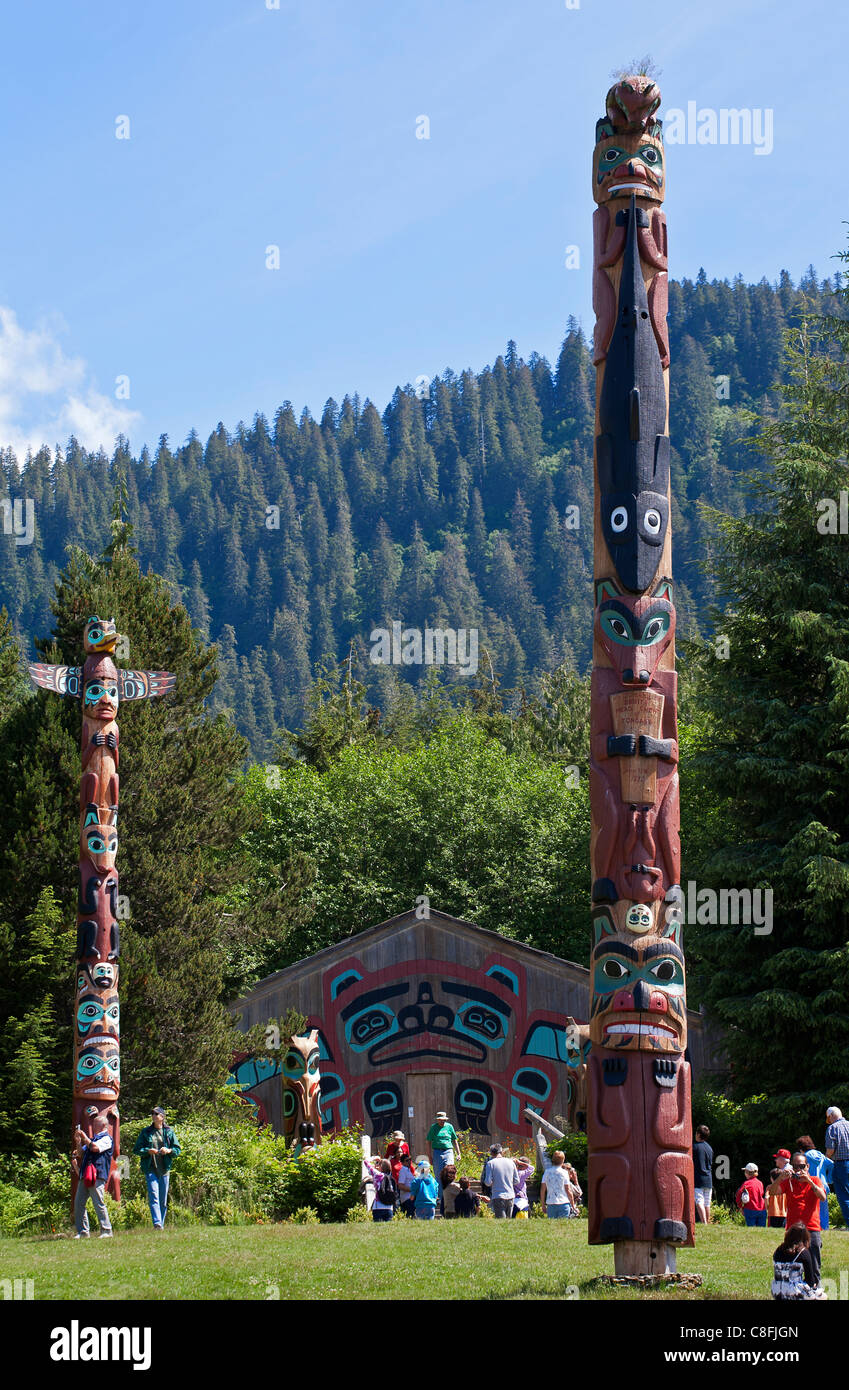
[82, 1162, 97, 1187]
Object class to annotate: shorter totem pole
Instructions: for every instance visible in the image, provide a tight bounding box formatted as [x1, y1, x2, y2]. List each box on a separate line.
[281, 1030, 323, 1155]
[29, 616, 175, 1200]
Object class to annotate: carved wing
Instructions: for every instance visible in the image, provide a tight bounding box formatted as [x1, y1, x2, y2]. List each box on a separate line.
[117, 669, 176, 701]
[28, 663, 82, 697]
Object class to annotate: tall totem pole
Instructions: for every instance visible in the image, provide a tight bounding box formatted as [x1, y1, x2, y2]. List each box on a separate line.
[587, 75, 695, 1276]
[29, 617, 175, 1199]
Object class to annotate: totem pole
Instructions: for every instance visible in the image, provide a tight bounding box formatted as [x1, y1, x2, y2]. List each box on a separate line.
[29, 617, 175, 1199]
[587, 75, 695, 1276]
[281, 1030, 322, 1156]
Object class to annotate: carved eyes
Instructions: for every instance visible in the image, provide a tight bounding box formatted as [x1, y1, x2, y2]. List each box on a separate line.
[651, 961, 677, 982]
[640, 146, 660, 165]
[643, 509, 662, 535]
[609, 618, 629, 638]
[602, 148, 623, 163]
[644, 618, 664, 640]
[602, 959, 629, 980]
[610, 506, 629, 533]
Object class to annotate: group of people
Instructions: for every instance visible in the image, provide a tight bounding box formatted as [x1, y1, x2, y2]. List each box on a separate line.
[706, 1105, 849, 1301]
[363, 1111, 583, 1222]
[72, 1105, 181, 1237]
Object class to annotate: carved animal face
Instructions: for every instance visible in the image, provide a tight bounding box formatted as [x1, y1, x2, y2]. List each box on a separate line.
[76, 993, 120, 1040]
[81, 806, 118, 872]
[282, 1030, 322, 1143]
[595, 579, 675, 684]
[83, 617, 119, 655]
[75, 1035, 121, 1100]
[605, 77, 662, 134]
[590, 908, 686, 1053]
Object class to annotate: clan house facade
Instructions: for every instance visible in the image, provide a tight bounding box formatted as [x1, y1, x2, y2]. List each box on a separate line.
[230, 910, 719, 1149]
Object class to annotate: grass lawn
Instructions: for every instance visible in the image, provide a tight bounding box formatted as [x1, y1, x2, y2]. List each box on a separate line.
[3, 1221, 848, 1301]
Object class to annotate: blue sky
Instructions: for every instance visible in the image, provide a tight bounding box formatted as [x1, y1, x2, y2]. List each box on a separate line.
[0, 0, 841, 457]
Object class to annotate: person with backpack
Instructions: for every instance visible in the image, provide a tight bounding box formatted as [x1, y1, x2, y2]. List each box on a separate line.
[410, 1159, 440, 1219]
[364, 1157, 398, 1221]
[771, 1223, 826, 1300]
[72, 1105, 113, 1239]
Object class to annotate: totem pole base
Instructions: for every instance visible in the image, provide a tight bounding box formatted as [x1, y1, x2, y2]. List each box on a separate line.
[613, 1239, 676, 1277]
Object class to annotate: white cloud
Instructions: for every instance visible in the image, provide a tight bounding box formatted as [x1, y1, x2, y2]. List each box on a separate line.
[0, 307, 141, 459]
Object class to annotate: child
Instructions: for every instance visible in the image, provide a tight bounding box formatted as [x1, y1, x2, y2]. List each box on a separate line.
[364, 1157, 398, 1222]
[454, 1176, 480, 1218]
[766, 1168, 788, 1229]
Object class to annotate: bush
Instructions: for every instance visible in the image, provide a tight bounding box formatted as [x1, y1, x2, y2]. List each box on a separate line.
[827, 1193, 845, 1230]
[0, 1182, 43, 1236]
[345, 1203, 372, 1223]
[290, 1206, 320, 1224]
[277, 1139, 363, 1223]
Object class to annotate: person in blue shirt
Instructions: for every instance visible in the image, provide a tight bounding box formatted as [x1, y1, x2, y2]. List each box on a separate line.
[825, 1106, 849, 1226]
[409, 1160, 440, 1220]
[72, 1105, 113, 1238]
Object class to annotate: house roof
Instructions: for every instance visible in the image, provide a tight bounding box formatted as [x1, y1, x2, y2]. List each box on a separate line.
[231, 907, 590, 1009]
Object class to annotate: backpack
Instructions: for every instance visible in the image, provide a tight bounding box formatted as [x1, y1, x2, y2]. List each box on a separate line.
[771, 1255, 826, 1301]
[377, 1174, 398, 1206]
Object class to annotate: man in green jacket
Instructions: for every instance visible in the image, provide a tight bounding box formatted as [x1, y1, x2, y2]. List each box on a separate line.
[426, 1110, 460, 1181]
[133, 1106, 181, 1229]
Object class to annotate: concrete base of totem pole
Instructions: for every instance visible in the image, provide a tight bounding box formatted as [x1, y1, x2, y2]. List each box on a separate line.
[613, 1240, 676, 1277]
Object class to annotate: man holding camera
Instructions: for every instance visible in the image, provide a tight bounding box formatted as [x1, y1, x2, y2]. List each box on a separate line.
[72, 1106, 114, 1238]
[766, 1151, 826, 1285]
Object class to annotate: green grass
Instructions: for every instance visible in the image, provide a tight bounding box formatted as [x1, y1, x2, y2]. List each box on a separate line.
[3, 1221, 848, 1300]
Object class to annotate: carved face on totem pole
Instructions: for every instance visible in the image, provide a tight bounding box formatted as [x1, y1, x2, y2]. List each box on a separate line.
[75, 1033, 121, 1102]
[84, 657, 119, 723]
[593, 77, 664, 206]
[81, 805, 118, 872]
[589, 907, 687, 1054]
[83, 617, 119, 655]
[282, 1030, 322, 1147]
[76, 992, 120, 1041]
[594, 579, 675, 685]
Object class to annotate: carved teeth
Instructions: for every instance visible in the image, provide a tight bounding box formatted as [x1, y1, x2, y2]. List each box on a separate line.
[605, 1021, 676, 1038]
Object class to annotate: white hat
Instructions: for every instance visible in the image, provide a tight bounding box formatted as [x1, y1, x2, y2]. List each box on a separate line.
[742, 1162, 758, 1172]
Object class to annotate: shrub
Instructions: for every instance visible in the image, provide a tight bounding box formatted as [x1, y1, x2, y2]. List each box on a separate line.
[277, 1139, 363, 1223]
[345, 1203, 371, 1223]
[827, 1193, 845, 1230]
[290, 1206, 320, 1224]
[0, 1182, 43, 1236]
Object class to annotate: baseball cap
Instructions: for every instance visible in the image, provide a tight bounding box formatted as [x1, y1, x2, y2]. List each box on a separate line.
[742, 1162, 758, 1172]
[773, 1149, 791, 1160]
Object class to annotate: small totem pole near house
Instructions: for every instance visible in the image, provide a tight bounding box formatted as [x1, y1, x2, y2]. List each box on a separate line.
[282, 1029, 323, 1156]
[587, 74, 695, 1275]
[29, 617, 175, 1199]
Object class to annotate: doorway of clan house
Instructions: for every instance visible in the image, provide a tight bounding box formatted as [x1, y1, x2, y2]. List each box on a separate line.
[405, 1072, 452, 1158]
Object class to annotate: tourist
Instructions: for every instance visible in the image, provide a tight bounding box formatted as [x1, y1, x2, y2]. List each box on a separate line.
[564, 1161, 583, 1215]
[426, 1111, 460, 1180]
[439, 1163, 461, 1218]
[384, 1130, 411, 1182]
[693, 1124, 714, 1223]
[797, 1134, 833, 1231]
[397, 1154, 416, 1217]
[766, 1170, 787, 1229]
[132, 1105, 181, 1229]
[772, 1147, 792, 1174]
[72, 1106, 113, 1239]
[824, 1106, 849, 1226]
[540, 1150, 573, 1219]
[736, 1162, 766, 1226]
[410, 1160, 440, 1220]
[512, 1157, 532, 1218]
[766, 1152, 826, 1284]
[454, 1176, 480, 1218]
[364, 1157, 398, 1221]
[771, 1223, 825, 1300]
[482, 1143, 518, 1218]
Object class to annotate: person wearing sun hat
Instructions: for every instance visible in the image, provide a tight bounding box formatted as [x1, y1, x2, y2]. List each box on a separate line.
[736, 1161, 767, 1226]
[384, 1129, 411, 1183]
[426, 1110, 460, 1181]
